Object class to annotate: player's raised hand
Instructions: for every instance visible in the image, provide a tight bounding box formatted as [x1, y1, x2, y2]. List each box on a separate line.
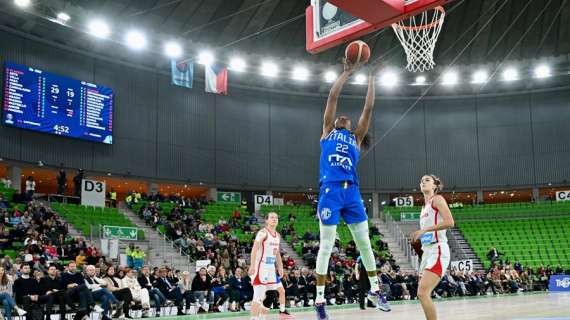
[343, 57, 361, 74]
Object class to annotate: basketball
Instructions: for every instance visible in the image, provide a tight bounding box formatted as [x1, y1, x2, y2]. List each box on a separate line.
[345, 40, 370, 65]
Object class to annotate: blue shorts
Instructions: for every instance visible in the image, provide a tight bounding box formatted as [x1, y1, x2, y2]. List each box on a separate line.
[317, 182, 367, 225]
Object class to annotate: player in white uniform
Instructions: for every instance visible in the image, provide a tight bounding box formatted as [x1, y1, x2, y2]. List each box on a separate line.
[248, 212, 293, 320]
[411, 175, 454, 320]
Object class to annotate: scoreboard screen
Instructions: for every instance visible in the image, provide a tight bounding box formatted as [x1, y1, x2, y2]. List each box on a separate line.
[2, 62, 113, 144]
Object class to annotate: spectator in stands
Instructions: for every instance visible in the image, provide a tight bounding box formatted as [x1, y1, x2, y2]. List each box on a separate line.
[228, 267, 250, 311]
[487, 247, 504, 264]
[84, 264, 122, 320]
[487, 267, 503, 294]
[73, 170, 83, 197]
[355, 257, 371, 309]
[155, 267, 184, 316]
[75, 249, 87, 267]
[0, 266, 27, 320]
[39, 265, 67, 320]
[60, 261, 97, 318]
[284, 255, 296, 270]
[341, 272, 356, 304]
[519, 271, 532, 291]
[555, 263, 564, 274]
[284, 270, 300, 305]
[0, 195, 7, 209]
[514, 261, 523, 273]
[178, 271, 193, 314]
[298, 268, 314, 307]
[56, 169, 66, 195]
[138, 266, 165, 316]
[25, 177, 35, 200]
[122, 269, 150, 318]
[211, 266, 229, 312]
[103, 265, 133, 318]
[325, 270, 341, 305]
[190, 267, 211, 313]
[13, 264, 51, 317]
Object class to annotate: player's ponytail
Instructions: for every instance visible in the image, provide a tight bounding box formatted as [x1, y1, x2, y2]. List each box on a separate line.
[429, 174, 443, 193]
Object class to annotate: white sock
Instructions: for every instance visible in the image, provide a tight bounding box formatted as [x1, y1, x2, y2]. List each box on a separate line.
[280, 305, 285, 312]
[316, 285, 326, 303]
[369, 275, 380, 292]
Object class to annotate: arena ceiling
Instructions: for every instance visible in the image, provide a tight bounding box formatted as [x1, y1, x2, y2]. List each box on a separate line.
[0, 0, 569, 74]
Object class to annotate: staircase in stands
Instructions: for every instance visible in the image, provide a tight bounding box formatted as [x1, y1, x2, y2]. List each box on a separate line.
[447, 228, 485, 271]
[372, 219, 416, 273]
[120, 204, 195, 272]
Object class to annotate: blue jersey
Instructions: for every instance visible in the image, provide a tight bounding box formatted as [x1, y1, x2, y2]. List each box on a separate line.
[319, 128, 360, 185]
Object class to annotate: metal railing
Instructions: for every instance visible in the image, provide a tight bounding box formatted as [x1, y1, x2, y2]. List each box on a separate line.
[385, 213, 419, 271]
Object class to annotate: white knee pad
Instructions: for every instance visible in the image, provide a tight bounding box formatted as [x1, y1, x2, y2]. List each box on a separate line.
[348, 221, 376, 272]
[316, 223, 337, 275]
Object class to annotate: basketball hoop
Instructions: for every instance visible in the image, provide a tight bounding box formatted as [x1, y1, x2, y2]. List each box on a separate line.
[392, 6, 446, 72]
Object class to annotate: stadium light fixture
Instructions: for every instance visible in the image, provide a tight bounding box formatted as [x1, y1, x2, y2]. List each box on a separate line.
[261, 61, 279, 78]
[354, 73, 367, 85]
[292, 66, 310, 81]
[229, 57, 247, 72]
[534, 64, 551, 79]
[380, 71, 398, 87]
[57, 12, 70, 23]
[14, 0, 30, 8]
[324, 71, 337, 83]
[88, 19, 111, 39]
[163, 41, 182, 59]
[442, 70, 458, 86]
[502, 67, 519, 82]
[125, 30, 147, 50]
[472, 70, 488, 84]
[414, 75, 427, 85]
[197, 51, 215, 65]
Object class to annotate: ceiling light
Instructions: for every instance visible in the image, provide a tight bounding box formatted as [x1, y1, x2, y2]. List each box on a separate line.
[324, 71, 337, 83]
[534, 64, 551, 79]
[88, 19, 111, 39]
[56, 12, 70, 23]
[414, 75, 427, 85]
[472, 70, 488, 84]
[229, 57, 246, 72]
[380, 71, 398, 87]
[292, 66, 310, 81]
[261, 61, 278, 77]
[197, 51, 215, 65]
[354, 73, 366, 85]
[14, 0, 30, 8]
[442, 70, 458, 86]
[125, 30, 147, 50]
[502, 67, 519, 82]
[163, 41, 182, 59]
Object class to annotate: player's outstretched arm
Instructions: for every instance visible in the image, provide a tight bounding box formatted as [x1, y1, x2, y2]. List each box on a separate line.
[322, 61, 356, 139]
[354, 67, 377, 144]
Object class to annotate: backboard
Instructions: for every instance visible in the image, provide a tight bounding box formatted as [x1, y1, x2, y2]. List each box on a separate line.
[306, 0, 454, 54]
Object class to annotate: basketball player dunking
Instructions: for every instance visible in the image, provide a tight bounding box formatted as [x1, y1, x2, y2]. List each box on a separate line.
[314, 59, 390, 320]
[411, 175, 455, 320]
[248, 212, 293, 320]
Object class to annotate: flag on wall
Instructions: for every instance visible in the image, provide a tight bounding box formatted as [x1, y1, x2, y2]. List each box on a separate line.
[171, 60, 193, 89]
[205, 64, 228, 95]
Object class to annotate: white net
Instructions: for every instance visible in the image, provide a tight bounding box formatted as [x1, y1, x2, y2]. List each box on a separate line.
[392, 6, 445, 72]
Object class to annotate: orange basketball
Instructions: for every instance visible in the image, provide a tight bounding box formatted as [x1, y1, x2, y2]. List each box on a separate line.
[345, 40, 370, 65]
